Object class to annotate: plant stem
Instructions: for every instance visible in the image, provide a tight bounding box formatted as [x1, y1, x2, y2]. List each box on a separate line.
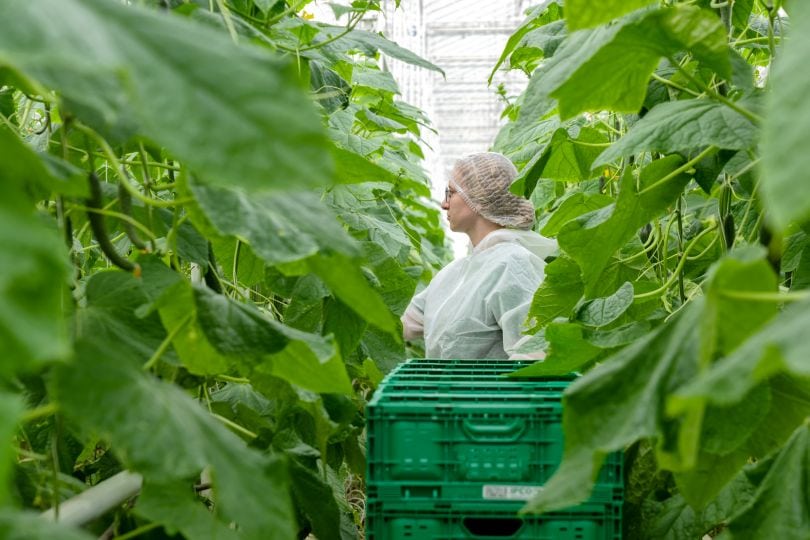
[50, 418, 62, 520]
[113, 522, 161, 540]
[570, 140, 611, 148]
[732, 35, 780, 47]
[638, 146, 717, 196]
[282, 13, 364, 54]
[233, 239, 241, 287]
[70, 205, 158, 242]
[21, 403, 59, 423]
[214, 0, 239, 42]
[76, 124, 185, 209]
[123, 157, 181, 171]
[676, 197, 686, 303]
[719, 290, 810, 302]
[634, 224, 718, 300]
[686, 234, 719, 260]
[671, 59, 764, 124]
[650, 73, 702, 97]
[215, 374, 250, 384]
[266, 0, 309, 25]
[15, 447, 48, 461]
[211, 413, 258, 439]
[143, 314, 193, 371]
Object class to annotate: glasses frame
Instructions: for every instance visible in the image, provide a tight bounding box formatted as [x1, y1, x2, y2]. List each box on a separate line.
[444, 186, 458, 203]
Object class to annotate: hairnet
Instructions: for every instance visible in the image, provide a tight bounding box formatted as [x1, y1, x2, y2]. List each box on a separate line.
[450, 152, 535, 230]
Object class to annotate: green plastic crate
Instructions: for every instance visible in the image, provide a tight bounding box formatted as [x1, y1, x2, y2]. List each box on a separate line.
[366, 492, 623, 540]
[374, 380, 571, 397]
[367, 358, 623, 531]
[388, 358, 534, 375]
[367, 391, 622, 494]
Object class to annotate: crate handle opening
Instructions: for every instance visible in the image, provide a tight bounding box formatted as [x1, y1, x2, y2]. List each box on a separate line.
[462, 517, 524, 537]
[461, 419, 525, 441]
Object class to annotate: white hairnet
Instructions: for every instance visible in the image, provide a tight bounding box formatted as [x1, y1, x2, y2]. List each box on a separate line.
[451, 152, 535, 230]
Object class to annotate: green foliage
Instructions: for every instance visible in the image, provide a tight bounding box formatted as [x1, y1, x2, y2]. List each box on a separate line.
[0, 0, 331, 192]
[559, 155, 693, 295]
[592, 98, 759, 168]
[0, 511, 94, 540]
[534, 5, 731, 119]
[761, 0, 810, 228]
[722, 422, 810, 539]
[0, 0, 446, 537]
[0, 394, 22, 505]
[56, 340, 296, 540]
[565, 0, 659, 31]
[495, 1, 810, 537]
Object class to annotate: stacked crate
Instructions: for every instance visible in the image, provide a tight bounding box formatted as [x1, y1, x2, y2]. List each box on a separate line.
[366, 358, 623, 539]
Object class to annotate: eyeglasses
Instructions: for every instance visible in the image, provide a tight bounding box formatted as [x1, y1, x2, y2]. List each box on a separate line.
[444, 187, 457, 203]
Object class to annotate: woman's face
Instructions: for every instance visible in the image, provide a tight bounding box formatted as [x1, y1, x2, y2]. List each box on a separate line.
[441, 179, 477, 233]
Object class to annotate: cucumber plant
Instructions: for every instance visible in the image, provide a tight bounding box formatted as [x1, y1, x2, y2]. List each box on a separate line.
[0, 1, 447, 538]
[494, 1, 810, 538]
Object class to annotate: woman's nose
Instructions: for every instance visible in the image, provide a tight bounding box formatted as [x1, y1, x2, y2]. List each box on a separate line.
[441, 200, 449, 210]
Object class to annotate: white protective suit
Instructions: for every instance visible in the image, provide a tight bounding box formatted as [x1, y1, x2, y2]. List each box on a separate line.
[402, 228, 557, 359]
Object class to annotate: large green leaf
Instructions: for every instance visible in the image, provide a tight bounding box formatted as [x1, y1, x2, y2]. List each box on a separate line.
[0, 393, 22, 505]
[540, 192, 614, 237]
[189, 182, 360, 264]
[558, 156, 692, 295]
[731, 0, 755, 33]
[722, 423, 810, 539]
[306, 252, 401, 336]
[289, 459, 344, 540]
[522, 23, 628, 111]
[155, 282, 231, 376]
[360, 242, 418, 315]
[0, 127, 87, 198]
[263, 339, 354, 396]
[193, 288, 288, 356]
[523, 300, 703, 513]
[526, 251, 778, 513]
[743, 375, 810, 459]
[0, 182, 70, 375]
[328, 29, 444, 76]
[525, 256, 584, 333]
[0, 0, 330, 192]
[512, 322, 602, 377]
[511, 126, 608, 196]
[352, 66, 399, 94]
[672, 298, 810, 407]
[489, 3, 550, 82]
[76, 271, 173, 368]
[55, 340, 295, 540]
[576, 282, 635, 327]
[700, 247, 779, 358]
[761, 0, 810, 229]
[361, 326, 406, 373]
[508, 20, 567, 75]
[332, 147, 402, 185]
[673, 448, 750, 511]
[193, 287, 353, 394]
[664, 250, 778, 506]
[135, 480, 240, 540]
[593, 99, 758, 168]
[566, 0, 658, 31]
[642, 467, 756, 540]
[551, 5, 730, 118]
[337, 205, 411, 262]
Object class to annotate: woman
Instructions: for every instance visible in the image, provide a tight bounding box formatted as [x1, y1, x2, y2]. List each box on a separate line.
[401, 152, 556, 359]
